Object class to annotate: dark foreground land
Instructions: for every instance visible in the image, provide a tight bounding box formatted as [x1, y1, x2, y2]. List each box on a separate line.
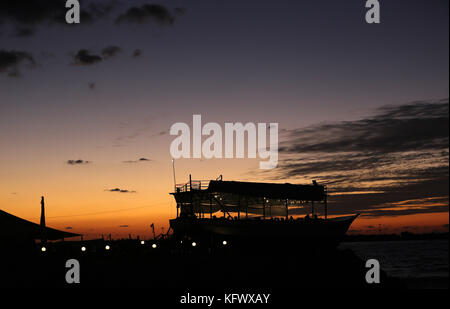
[0, 237, 405, 288]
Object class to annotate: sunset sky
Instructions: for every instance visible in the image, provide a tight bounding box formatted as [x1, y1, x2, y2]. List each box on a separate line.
[0, 0, 448, 239]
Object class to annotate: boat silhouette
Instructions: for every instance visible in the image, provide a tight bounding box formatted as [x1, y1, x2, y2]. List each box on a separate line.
[170, 175, 358, 248]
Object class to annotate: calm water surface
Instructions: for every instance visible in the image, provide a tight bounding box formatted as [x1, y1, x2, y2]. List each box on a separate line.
[340, 239, 449, 279]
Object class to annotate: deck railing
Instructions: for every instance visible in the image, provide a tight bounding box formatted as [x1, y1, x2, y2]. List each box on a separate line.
[175, 180, 211, 192]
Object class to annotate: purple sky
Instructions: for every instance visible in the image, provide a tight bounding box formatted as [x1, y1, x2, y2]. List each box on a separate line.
[0, 0, 448, 236]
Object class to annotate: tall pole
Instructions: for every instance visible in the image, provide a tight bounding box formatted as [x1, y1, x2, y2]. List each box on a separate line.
[40, 196, 46, 228]
[40, 196, 47, 245]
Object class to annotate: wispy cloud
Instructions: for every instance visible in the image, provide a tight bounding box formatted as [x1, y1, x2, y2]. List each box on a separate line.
[132, 49, 142, 58]
[123, 157, 151, 163]
[0, 50, 36, 77]
[101, 46, 122, 58]
[0, 0, 115, 37]
[71, 45, 127, 66]
[261, 99, 449, 217]
[115, 4, 176, 25]
[106, 188, 137, 193]
[112, 121, 154, 147]
[72, 49, 102, 66]
[67, 159, 90, 165]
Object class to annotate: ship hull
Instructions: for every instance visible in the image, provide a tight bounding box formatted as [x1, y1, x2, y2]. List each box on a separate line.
[169, 215, 358, 248]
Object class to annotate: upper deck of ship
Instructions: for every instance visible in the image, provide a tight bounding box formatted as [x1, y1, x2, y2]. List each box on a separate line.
[172, 176, 326, 201]
[170, 175, 329, 220]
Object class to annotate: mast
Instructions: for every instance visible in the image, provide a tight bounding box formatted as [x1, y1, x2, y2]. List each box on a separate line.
[40, 196, 47, 245]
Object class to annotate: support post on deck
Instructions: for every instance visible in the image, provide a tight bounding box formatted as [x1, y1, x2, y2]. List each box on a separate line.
[237, 195, 241, 219]
[285, 199, 288, 220]
[222, 196, 226, 218]
[246, 199, 248, 219]
[263, 198, 266, 219]
[188, 174, 194, 216]
[210, 194, 213, 218]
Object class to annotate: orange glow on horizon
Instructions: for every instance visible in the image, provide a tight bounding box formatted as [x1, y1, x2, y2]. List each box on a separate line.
[349, 212, 449, 235]
[1, 159, 448, 240]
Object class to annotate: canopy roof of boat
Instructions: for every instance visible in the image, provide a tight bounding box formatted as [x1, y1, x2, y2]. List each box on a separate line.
[207, 180, 326, 201]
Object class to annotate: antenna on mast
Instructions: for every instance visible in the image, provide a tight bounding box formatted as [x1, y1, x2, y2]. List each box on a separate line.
[172, 159, 177, 191]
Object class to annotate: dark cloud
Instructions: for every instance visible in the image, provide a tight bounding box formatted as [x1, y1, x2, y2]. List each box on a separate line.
[325, 176, 449, 217]
[1, 1, 180, 37]
[263, 99, 449, 218]
[280, 99, 448, 154]
[123, 157, 151, 163]
[0, 0, 71, 26]
[276, 99, 448, 179]
[360, 205, 449, 218]
[119, 225, 129, 228]
[107, 188, 136, 193]
[67, 159, 90, 165]
[73, 46, 126, 66]
[88, 82, 96, 90]
[72, 49, 102, 66]
[132, 49, 142, 58]
[174, 7, 187, 16]
[14, 27, 34, 37]
[115, 4, 175, 25]
[0, 0, 115, 36]
[0, 49, 36, 77]
[101, 46, 122, 58]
